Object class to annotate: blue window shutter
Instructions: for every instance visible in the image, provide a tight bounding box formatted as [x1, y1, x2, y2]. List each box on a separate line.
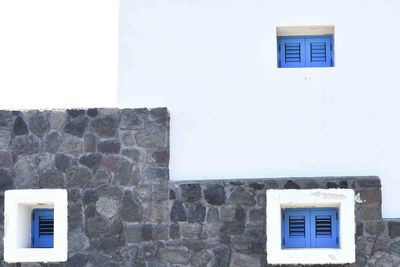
[278, 37, 306, 68]
[32, 209, 54, 248]
[282, 209, 310, 248]
[305, 36, 333, 67]
[310, 208, 339, 248]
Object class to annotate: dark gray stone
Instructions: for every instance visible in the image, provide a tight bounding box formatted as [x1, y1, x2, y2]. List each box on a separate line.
[114, 159, 139, 186]
[181, 223, 202, 238]
[45, 131, 63, 152]
[64, 116, 89, 138]
[120, 245, 138, 264]
[0, 129, 11, 150]
[250, 240, 265, 254]
[170, 223, 180, 239]
[12, 135, 40, 155]
[150, 149, 169, 164]
[67, 109, 85, 118]
[79, 153, 103, 170]
[141, 224, 153, 241]
[135, 126, 167, 148]
[141, 165, 168, 182]
[124, 224, 142, 243]
[0, 151, 12, 168]
[39, 169, 64, 188]
[183, 238, 204, 251]
[207, 207, 219, 223]
[97, 139, 121, 154]
[55, 153, 76, 171]
[153, 224, 168, 240]
[82, 189, 97, 205]
[0, 168, 13, 191]
[180, 184, 202, 202]
[359, 189, 382, 205]
[29, 112, 50, 137]
[147, 259, 167, 267]
[171, 201, 187, 222]
[59, 135, 83, 155]
[358, 206, 382, 221]
[84, 133, 96, 152]
[365, 221, 385, 236]
[121, 148, 141, 162]
[97, 184, 124, 202]
[249, 182, 264, 191]
[204, 184, 225, 205]
[0, 111, 13, 128]
[284, 180, 300, 189]
[213, 245, 231, 267]
[188, 203, 206, 223]
[231, 253, 260, 267]
[221, 223, 244, 235]
[159, 248, 190, 265]
[90, 116, 118, 137]
[227, 187, 256, 206]
[87, 108, 98, 117]
[65, 253, 89, 267]
[249, 208, 265, 222]
[120, 109, 147, 130]
[190, 251, 213, 267]
[68, 231, 90, 254]
[13, 116, 28, 135]
[150, 108, 169, 124]
[94, 168, 112, 185]
[357, 177, 381, 189]
[66, 166, 92, 187]
[389, 222, 400, 238]
[91, 235, 125, 253]
[120, 190, 143, 222]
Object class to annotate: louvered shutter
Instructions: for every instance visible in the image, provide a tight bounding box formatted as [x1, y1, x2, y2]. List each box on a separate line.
[305, 36, 333, 67]
[310, 209, 339, 248]
[278, 37, 306, 68]
[32, 209, 54, 248]
[282, 209, 310, 248]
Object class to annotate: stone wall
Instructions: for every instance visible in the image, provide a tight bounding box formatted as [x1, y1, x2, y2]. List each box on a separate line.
[0, 108, 399, 267]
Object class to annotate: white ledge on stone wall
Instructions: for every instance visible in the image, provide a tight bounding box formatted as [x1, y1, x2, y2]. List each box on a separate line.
[266, 188, 355, 265]
[4, 189, 68, 263]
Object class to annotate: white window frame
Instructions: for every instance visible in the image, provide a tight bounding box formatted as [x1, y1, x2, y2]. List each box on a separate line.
[266, 189, 355, 265]
[4, 189, 68, 263]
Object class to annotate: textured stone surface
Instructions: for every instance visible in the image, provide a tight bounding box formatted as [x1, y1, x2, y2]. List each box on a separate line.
[12, 135, 40, 155]
[13, 116, 29, 135]
[204, 184, 226, 205]
[0, 109, 396, 267]
[180, 184, 202, 202]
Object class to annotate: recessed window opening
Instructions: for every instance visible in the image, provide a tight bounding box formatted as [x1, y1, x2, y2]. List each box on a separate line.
[32, 208, 54, 248]
[276, 25, 335, 68]
[282, 207, 339, 249]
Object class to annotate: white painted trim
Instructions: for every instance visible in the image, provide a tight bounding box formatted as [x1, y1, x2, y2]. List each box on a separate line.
[266, 189, 355, 265]
[4, 189, 68, 263]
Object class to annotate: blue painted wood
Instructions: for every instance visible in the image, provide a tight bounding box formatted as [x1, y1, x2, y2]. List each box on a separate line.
[278, 37, 306, 68]
[282, 209, 310, 248]
[282, 208, 338, 248]
[310, 208, 339, 248]
[278, 35, 333, 68]
[305, 36, 333, 67]
[32, 208, 54, 248]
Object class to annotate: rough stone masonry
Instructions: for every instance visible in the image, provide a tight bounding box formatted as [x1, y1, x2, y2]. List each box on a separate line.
[0, 108, 399, 266]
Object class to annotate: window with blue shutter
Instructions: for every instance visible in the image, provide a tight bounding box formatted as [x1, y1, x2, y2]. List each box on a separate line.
[32, 209, 54, 248]
[282, 208, 339, 248]
[278, 35, 334, 68]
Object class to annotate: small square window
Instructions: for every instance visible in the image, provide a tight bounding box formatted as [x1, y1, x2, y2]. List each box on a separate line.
[282, 208, 339, 249]
[278, 35, 334, 68]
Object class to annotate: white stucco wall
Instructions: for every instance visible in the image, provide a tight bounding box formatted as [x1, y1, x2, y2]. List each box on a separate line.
[118, 0, 400, 218]
[0, 1, 119, 109]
